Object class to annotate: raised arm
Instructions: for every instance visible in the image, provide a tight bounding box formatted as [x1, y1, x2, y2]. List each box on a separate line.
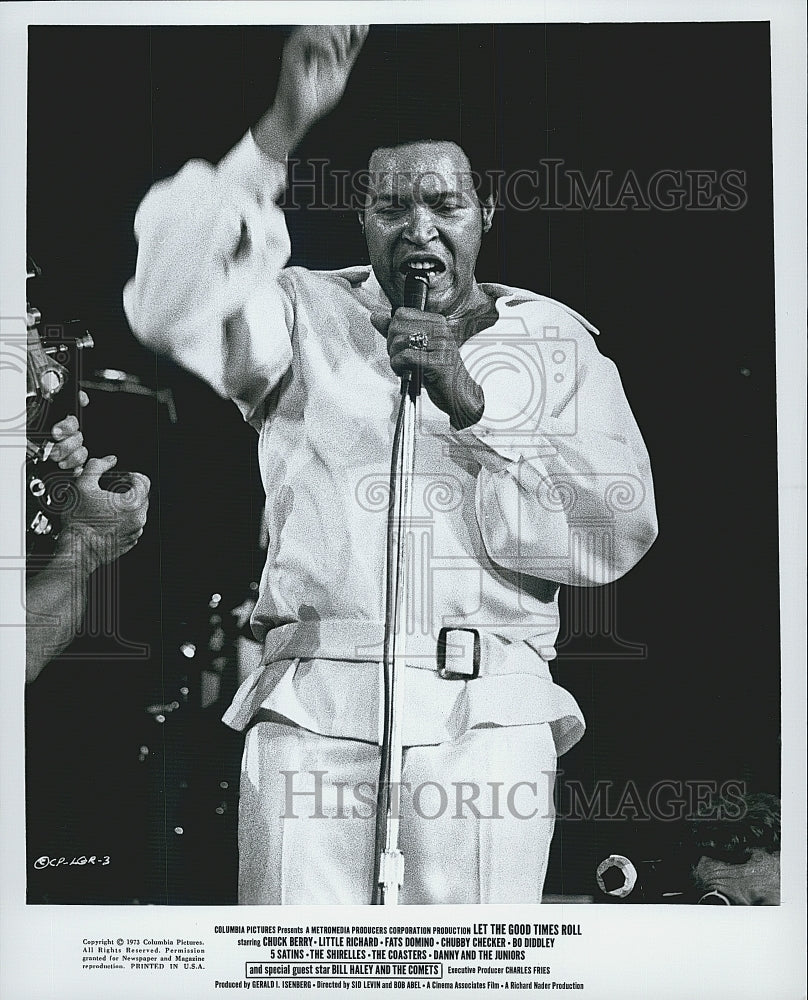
[124, 26, 368, 424]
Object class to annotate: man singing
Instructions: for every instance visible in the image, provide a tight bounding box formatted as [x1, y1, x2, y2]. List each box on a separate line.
[125, 25, 657, 905]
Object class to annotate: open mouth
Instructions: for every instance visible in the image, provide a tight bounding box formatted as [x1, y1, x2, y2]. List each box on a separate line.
[398, 256, 447, 277]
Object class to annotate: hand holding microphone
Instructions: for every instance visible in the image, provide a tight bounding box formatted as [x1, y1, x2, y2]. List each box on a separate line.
[370, 272, 485, 429]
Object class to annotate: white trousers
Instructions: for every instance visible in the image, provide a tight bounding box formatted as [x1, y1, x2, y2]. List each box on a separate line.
[238, 716, 557, 905]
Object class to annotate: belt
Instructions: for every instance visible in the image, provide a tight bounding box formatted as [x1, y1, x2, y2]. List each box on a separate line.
[260, 619, 558, 681]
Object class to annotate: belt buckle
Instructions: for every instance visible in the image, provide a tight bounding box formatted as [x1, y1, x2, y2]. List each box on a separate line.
[437, 627, 480, 680]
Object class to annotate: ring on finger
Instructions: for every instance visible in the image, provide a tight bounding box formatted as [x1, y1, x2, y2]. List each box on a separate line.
[409, 332, 429, 351]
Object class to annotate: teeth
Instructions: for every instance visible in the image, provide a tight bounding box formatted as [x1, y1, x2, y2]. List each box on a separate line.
[401, 259, 443, 274]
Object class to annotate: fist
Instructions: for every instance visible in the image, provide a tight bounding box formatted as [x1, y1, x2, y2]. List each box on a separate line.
[275, 25, 368, 143]
[370, 309, 485, 429]
[59, 455, 151, 568]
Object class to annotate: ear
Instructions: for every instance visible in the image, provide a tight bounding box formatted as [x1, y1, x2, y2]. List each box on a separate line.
[480, 194, 495, 234]
[357, 211, 365, 234]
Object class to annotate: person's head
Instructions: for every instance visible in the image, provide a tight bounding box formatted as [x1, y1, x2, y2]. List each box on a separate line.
[686, 792, 781, 905]
[358, 140, 495, 316]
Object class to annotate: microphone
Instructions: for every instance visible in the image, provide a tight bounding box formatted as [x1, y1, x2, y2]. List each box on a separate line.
[403, 271, 429, 310]
[402, 272, 429, 398]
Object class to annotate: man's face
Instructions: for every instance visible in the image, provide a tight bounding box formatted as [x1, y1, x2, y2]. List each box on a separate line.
[362, 141, 492, 316]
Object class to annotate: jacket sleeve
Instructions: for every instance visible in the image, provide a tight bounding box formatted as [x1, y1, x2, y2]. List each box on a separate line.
[454, 301, 658, 586]
[123, 132, 294, 426]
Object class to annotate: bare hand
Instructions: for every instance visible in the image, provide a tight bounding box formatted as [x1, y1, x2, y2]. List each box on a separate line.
[58, 455, 150, 568]
[370, 310, 485, 429]
[49, 391, 90, 475]
[272, 25, 368, 148]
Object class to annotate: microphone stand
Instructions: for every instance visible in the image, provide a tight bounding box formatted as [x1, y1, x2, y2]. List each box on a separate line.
[372, 272, 428, 905]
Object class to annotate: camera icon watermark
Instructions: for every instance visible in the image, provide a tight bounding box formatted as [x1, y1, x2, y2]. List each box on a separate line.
[457, 315, 578, 448]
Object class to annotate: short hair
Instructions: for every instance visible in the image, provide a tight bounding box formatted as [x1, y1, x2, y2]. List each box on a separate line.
[365, 137, 497, 208]
[686, 792, 780, 864]
[345, 104, 499, 207]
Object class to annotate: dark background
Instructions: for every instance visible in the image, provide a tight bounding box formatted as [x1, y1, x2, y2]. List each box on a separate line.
[25, 23, 778, 904]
